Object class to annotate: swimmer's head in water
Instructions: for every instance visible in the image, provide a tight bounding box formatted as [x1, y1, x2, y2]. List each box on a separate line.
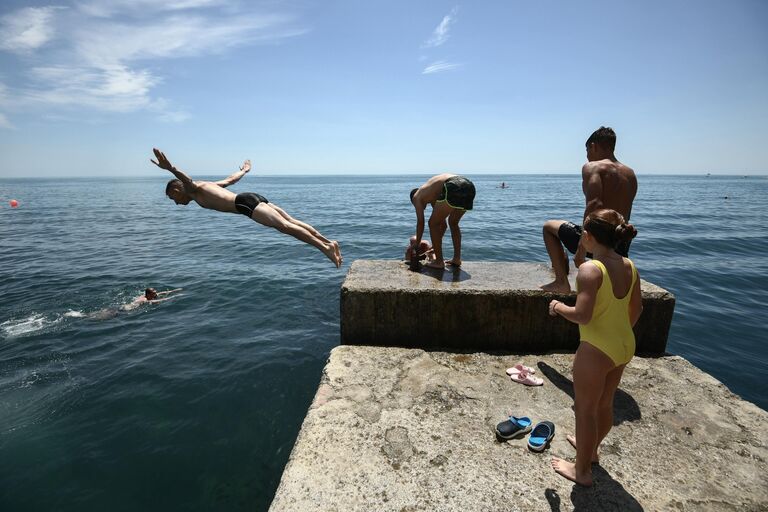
[145, 288, 158, 300]
[165, 179, 191, 205]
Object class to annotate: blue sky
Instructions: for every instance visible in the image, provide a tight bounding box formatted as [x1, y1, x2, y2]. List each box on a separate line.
[0, 0, 766, 176]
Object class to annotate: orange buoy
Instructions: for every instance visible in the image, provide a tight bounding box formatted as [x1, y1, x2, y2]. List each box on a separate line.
[9, 199, 19, 208]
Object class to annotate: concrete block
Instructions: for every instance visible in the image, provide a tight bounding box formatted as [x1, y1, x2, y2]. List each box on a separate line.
[340, 260, 675, 353]
[269, 346, 768, 511]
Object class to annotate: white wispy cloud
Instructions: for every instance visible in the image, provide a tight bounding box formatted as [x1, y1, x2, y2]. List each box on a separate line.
[76, 0, 227, 18]
[0, 112, 14, 129]
[0, 6, 61, 53]
[73, 13, 300, 66]
[0, 2, 305, 123]
[0, 82, 11, 128]
[22, 65, 158, 112]
[422, 60, 462, 74]
[423, 7, 458, 48]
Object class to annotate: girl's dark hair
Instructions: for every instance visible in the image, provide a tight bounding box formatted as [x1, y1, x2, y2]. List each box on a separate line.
[584, 209, 637, 249]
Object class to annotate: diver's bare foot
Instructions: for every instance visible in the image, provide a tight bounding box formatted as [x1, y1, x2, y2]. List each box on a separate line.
[551, 457, 592, 487]
[566, 435, 599, 463]
[425, 260, 445, 269]
[541, 280, 571, 294]
[322, 243, 341, 268]
[332, 240, 342, 265]
[447, 259, 461, 267]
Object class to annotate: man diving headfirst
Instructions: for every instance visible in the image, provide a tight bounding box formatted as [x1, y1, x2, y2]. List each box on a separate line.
[151, 149, 342, 267]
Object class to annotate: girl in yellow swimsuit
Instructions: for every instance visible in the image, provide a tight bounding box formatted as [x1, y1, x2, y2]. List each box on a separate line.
[547, 209, 643, 487]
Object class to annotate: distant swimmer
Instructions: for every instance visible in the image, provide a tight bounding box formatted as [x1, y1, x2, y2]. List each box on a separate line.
[86, 287, 183, 319]
[151, 149, 342, 268]
[499, 182, 507, 189]
[120, 287, 183, 311]
[541, 127, 637, 294]
[410, 174, 476, 269]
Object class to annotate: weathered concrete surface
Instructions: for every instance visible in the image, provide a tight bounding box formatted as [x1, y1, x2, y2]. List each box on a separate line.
[341, 260, 675, 353]
[270, 346, 768, 512]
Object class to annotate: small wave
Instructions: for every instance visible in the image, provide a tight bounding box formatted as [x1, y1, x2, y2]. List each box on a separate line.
[0, 314, 62, 338]
[63, 310, 86, 318]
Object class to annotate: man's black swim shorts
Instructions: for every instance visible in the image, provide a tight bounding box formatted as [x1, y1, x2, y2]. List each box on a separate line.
[235, 192, 269, 217]
[437, 176, 476, 210]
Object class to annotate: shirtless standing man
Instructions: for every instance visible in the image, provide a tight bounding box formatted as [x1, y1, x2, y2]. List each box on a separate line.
[151, 149, 342, 267]
[541, 127, 637, 293]
[410, 174, 476, 269]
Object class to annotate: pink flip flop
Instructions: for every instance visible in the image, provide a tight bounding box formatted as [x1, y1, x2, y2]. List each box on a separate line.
[506, 363, 536, 376]
[510, 370, 543, 387]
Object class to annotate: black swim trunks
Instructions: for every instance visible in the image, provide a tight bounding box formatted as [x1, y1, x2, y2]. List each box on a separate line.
[234, 192, 269, 217]
[558, 221, 632, 257]
[437, 176, 476, 210]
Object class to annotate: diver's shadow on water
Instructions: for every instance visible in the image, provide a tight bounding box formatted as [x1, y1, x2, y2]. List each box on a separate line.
[544, 465, 644, 511]
[537, 362, 641, 425]
[416, 265, 471, 282]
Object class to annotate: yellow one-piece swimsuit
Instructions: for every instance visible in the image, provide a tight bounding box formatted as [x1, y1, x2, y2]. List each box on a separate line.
[578, 259, 638, 366]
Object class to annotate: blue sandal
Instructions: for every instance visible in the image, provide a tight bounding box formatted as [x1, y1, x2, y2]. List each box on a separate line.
[495, 416, 532, 440]
[527, 421, 555, 452]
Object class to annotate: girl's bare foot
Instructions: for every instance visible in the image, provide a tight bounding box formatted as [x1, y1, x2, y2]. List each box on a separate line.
[566, 434, 599, 463]
[551, 457, 593, 487]
[332, 241, 342, 265]
[447, 259, 461, 267]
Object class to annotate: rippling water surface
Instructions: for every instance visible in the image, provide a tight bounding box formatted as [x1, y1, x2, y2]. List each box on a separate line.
[1, 174, 766, 510]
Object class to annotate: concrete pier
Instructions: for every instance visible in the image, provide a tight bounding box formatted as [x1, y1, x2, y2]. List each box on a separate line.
[270, 346, 768, 511]
[269, 260, 767, 511]
[341, 260, 675, 353]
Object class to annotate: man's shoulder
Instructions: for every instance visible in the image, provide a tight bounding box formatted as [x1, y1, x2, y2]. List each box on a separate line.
[194, 180, 222, 192]
[585, 159, 614, 170]
[582, 161, 603, 177]
[617, 162, 636, 179]
[584, 160, 634, 177]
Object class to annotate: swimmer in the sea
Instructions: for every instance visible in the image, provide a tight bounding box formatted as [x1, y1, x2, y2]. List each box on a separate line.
[86, 288, 182, 319]
[151, 148, 342, 268]
[120, 288, 183, 311]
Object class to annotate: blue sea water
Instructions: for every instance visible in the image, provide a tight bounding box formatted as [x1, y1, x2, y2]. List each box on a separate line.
[0, 174, 766, 510]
